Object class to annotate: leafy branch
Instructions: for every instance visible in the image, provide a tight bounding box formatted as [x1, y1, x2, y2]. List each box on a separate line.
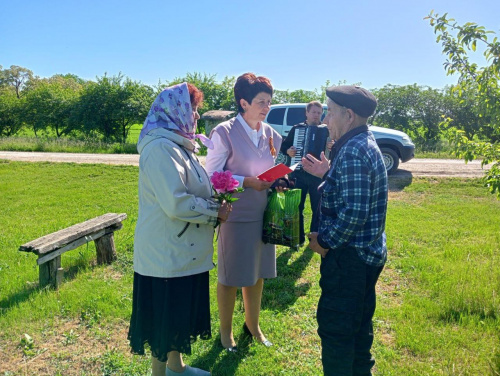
[426, 11, 500, 197]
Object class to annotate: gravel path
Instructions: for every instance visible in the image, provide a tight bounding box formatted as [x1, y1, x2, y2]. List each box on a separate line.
[0, 151, 491, 178]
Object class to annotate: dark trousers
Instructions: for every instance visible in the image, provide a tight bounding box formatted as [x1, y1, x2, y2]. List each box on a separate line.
[317, 246, 384, 376]
[291, 171, 322, 243]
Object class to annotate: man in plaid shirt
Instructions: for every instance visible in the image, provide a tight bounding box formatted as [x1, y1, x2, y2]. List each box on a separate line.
[303, 85, 388, 376]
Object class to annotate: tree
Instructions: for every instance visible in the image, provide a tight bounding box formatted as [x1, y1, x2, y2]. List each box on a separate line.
[443, 83, 497, 141]
[0, 86, 23, 136]
[54, 73, 87, 85]
[0, 65, 34, 98]
[167, 72, 236, 111]
[272, 89, 321, 104]
[76, 74, 153, 142]
[23, 75, 83, 137]
[427, 11, 500, 197]
[117, 79, 154, 141]
[166, 73, 237, 134]
[372, 84, 447, 148]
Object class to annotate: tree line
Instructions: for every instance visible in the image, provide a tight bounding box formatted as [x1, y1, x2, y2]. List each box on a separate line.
[0, 65, 496, 149]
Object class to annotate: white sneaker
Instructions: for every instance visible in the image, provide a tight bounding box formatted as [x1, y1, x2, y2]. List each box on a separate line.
[166, 365, 210, 376]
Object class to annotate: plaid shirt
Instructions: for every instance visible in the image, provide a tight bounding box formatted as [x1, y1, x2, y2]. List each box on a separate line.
[317, 125, 388, 266]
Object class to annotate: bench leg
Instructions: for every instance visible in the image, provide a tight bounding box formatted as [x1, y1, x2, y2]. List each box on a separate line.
[95, 232, 117, 265]
[39, 256, 61, 288]
[56, 267, 64, 289]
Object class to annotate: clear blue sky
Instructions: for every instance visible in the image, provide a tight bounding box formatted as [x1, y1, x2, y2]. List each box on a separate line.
[1, 0, 498, 92]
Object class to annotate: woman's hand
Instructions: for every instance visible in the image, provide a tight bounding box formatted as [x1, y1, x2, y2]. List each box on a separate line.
[272, 176, 290, 193]
[217, 201, 232, 223]
[274, 185, 287, 193]
[243, 176, 274, 191]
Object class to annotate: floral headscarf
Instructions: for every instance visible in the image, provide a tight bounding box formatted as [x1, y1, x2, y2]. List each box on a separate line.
[138, 82, 213, 150]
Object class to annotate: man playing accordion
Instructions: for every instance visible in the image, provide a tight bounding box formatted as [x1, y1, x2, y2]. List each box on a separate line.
[279, 101, 330, 247]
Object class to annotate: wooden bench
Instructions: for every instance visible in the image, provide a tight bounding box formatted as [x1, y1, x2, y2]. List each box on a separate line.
[19, 213, 127, 288]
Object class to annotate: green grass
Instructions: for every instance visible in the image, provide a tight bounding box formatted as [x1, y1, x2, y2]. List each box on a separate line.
[0, 124, 143, 154]
[0, 136, 139, 154]
[0, 161, 499, 375]
[413, 150, 460, 159]
[0, 124, 213, 156]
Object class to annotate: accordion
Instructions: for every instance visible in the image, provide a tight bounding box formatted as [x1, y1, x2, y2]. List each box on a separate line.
[289, 125, 329, 170]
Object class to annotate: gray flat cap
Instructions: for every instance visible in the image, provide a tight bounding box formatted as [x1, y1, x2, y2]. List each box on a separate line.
[326, 85, 377, 117]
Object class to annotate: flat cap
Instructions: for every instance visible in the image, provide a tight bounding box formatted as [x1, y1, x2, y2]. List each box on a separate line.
[326, 85, 377, 118]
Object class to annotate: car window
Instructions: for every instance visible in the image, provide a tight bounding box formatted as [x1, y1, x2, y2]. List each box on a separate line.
[266, 108, 285, 125]
[286, 107, 306, 126]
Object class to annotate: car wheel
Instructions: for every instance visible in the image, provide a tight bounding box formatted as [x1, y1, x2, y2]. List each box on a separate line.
[380, 147, 399, 174]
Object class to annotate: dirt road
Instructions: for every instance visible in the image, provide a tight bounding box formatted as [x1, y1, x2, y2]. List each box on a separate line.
[0, 151, 491, 178]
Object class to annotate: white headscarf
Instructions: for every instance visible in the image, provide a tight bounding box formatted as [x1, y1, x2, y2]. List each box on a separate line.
[138, 82, 213, 150]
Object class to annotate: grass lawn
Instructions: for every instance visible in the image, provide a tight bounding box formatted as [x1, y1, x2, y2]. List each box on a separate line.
[0, 125, 143, 154]
[0, 161, 499, 375]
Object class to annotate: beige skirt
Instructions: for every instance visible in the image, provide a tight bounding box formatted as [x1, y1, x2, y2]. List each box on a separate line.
[217, 220, 276, 287]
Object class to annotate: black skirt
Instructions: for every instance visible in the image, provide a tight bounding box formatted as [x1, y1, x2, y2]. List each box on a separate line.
[128, 271, 211, 362]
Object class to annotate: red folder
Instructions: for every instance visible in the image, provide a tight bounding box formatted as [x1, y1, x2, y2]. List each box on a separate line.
[257, 163, 297, 182]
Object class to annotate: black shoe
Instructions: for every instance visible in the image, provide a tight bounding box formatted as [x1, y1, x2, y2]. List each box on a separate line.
[243, 323, 273, 347]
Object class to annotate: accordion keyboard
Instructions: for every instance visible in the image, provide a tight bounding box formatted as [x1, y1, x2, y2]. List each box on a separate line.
[290, 128, 306, 167]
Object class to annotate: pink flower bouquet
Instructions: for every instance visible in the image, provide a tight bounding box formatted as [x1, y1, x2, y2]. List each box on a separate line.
[210, 170, 243, 203]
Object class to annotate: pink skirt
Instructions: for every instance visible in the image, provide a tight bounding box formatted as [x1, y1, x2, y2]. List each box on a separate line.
[217, 220, 276, 287]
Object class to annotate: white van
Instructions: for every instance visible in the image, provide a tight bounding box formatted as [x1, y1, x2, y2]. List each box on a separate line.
[265, 103, 415, 174]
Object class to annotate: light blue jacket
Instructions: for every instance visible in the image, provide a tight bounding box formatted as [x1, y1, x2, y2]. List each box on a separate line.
[134, 128, 219, 278]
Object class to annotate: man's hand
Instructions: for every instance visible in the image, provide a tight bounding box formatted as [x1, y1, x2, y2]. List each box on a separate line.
[302, 151, 330, 178]
[308, 232, 329, 258]
[287, 146, 297, 157]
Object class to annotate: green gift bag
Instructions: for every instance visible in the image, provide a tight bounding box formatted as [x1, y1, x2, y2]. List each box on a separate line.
[262, 189, 301, 249]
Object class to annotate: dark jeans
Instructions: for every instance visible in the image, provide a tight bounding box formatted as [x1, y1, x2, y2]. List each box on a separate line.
[317, 246, 384, 376]
[291, 170, 322, 243]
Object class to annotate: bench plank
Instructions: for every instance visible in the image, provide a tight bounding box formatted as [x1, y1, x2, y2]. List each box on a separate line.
[36, 227, 108, 265]
[19, 213, 127, 255]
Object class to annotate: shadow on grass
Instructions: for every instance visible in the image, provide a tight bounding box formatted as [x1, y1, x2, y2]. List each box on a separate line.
[192, 332, 255, 376]
[0, 283, 40, 317]
[0, 259, 92, 317]
[261, 247, 314, 311]
[439, 307, 497, 323]
[388, 170, 413, 192]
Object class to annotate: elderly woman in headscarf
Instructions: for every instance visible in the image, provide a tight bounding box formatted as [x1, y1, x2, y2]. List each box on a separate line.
[128, 82, 231, 376]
